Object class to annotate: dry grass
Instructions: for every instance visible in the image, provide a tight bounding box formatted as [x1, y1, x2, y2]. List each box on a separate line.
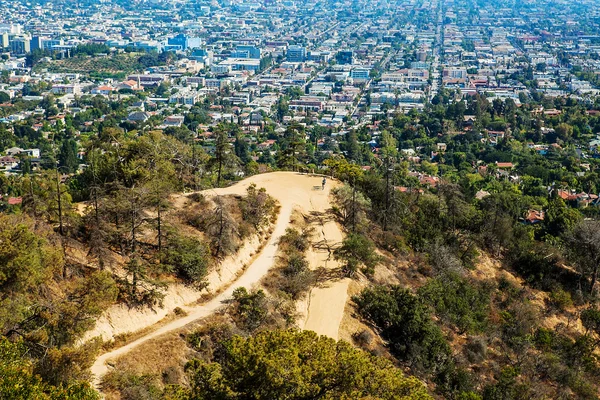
[109, 331, 190, 375]
[101, 330, 190, 400]
[100, 309, 183, 354]
[101, 314, 232, 398]
[469, 252, 587, 339]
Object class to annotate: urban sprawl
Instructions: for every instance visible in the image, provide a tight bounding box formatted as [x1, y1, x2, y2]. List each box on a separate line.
[1, 0, 600, 212]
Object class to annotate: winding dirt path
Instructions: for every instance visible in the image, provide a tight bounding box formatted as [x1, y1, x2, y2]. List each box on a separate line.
[297, 200, 349, 339]
[90, 172, 348, 389]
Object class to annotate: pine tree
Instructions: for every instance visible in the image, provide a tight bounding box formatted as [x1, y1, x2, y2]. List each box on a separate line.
[59, 139, 79, 174]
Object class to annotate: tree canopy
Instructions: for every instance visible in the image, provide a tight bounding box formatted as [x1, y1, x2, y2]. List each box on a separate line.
[182, 329, 432, 400]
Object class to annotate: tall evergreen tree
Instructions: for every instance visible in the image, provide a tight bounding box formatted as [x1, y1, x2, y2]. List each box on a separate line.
[59, 139, 79, 174]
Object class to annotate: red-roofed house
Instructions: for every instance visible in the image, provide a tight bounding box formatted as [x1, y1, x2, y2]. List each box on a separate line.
[92, 85, 116, 95]
[258, 140, 276, 150]
[496, 162, 515, 169]
[556, 189, 576, 201]
[7, 197, 22, 205]
[419, 175, 440, 187]
[0, 156, 18, 169]
[117, 80, 142, 91]
[544, 109, 562, 117]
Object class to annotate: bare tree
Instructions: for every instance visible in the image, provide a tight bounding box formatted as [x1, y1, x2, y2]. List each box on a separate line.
[331, 184, 371, 233]
[205, 196, 239, 258]
[564, 220, 600, 296]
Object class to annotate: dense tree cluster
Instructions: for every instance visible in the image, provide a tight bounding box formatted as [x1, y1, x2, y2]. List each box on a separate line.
[328, 148, 600, 398]
[0, 215, 113, 397]
[181, 329, 432, 400]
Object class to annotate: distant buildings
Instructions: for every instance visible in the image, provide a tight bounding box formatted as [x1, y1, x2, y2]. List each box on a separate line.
[307, 51, 331, 63]
[168, 34, 189, 50]
[289, 97, 324, 111]
[167, 33, 202, 51]
[51, 84, 82, 95]
[215, 58, 261, 72]
[9, 37, 30, 55]
[131, 41, 163, 52]
[126, 111, 151, 123]
[30, 36, 42, 51]
[287, 45, 306, 62]
[336, 50, 354, 65]
[91, 85, 115, 95]
[126, 74, 168, 87]
[30, 36, 64, 51]
[233, 45, 261, 59]
[170, 90, 201, 105]
[443, 67, 468, 79]
[189, 49, 214, 64]
[350, 67, 371, 82]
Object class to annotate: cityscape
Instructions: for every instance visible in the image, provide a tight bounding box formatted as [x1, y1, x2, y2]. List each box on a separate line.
[2, 1, 600, 399]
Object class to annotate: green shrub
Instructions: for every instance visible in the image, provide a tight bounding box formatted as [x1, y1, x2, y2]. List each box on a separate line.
[533, 328, 555, 351]
[183, 330, 433, 399]
[101, 371, 161, 400]
[164, 234, 210, 286]
[482, 367, 530, 400]
[353, 285, 452, 375]
[283, 250, 310, 276]
[279, 227, 311, 252]
[418, 273, 491, 334]
[547, 288, 573, 311]
[230, 287, 269, 332]
[241, 184, 276, 229]
[335, 233, 381, 276]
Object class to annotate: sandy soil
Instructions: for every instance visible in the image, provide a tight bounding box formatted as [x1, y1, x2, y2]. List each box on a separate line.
[296, 205, 350, 340]
[91, 172, 349, 388]
[83, 234, 263, 342]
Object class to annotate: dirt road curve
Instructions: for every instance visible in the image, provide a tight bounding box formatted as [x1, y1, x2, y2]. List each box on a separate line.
[90, 172, 348, 389]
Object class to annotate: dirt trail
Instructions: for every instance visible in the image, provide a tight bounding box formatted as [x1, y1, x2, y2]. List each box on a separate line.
[297, 203, 349, 339]
[91, 172, 349, 388]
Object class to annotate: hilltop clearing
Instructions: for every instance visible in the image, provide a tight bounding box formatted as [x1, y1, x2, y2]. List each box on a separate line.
[91, 172, 351, 394]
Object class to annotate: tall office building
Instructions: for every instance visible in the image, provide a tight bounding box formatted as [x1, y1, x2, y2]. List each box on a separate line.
[287, 45, 306, 62]
[30, 36, 42, 51]
[168, 33, 189, 50]
[9, 37, 30, 55]
[30, 37, 63, 52]
[0, 33, 9, 48]
[336, 50, 354, 65]
[233, 45, 261, 59]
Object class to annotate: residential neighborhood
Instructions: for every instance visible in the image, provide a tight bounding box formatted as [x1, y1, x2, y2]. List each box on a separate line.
[3, 1, 600, 399]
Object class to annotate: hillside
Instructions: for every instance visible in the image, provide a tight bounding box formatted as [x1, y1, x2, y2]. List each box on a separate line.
[76, 169, 600, 400]
[34, 52, 175, 79]
[91, 172, 349, 389]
